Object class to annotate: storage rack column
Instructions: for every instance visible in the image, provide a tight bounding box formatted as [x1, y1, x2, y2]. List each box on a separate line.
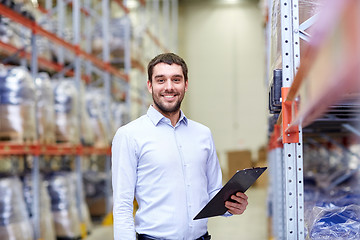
[267, 0, 305, 238]
[279, 0, 305, 239]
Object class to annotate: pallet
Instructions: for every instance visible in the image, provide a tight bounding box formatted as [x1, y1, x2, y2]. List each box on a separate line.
[0, 131, 36, 144]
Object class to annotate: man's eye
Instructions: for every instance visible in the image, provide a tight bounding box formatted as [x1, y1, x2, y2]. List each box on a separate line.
[157, 79, 165, 83]
[173, 78, 181, 82]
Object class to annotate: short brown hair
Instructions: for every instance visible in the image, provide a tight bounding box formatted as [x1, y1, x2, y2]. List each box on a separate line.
[147, 53, 188, 82]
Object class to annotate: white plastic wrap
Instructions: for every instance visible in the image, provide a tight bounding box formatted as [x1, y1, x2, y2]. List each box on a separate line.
[304, 184, 360, 240]
[303, 141, 360, 239]
[36, 72, 56, 144]
[0, 176, 34, 240]
[111, 101, 129, 132]
[79, 84, 95, 146]
[46, 172, 81, 239]
[92, 17, 131, 61]
[0, 65, 36, 142]
[46, 171, 93, 238]
[85, 88, 112, 147]
[22, 174, 56, 240]
[53, 79, 80, 144]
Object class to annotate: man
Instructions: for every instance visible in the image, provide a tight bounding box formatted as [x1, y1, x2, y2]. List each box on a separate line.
[112, 53, 248, 240]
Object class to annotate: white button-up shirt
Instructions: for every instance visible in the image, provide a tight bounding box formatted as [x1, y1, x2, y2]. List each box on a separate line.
[112, 106, 223, 239]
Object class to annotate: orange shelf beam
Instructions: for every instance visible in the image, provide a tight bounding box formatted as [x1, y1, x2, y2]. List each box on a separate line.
[0, 41, 92, 83]
[0, 4, 128, 82]
[113, 0, 130, 14]
[0, 143, 111, 156]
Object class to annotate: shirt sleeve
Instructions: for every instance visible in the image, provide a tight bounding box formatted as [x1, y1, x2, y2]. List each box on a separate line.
[112, 127, 137, 240]
[205, 132, 233, 218]
[206, 132, 223, 200]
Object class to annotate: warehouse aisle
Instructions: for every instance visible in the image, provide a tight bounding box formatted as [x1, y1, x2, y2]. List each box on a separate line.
[85, 187, 268, 240]
[208, 187, 268, 240]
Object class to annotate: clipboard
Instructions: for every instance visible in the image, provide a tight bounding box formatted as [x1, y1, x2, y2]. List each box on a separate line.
[193, 167, 267, 220]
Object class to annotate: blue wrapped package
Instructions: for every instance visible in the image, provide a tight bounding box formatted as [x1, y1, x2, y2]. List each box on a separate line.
[0, 65, 36, 142]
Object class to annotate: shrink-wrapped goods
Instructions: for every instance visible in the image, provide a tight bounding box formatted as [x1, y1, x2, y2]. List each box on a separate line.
[21, 174, 56, 240]
[111, 101, 129, 132]
[46, 172, 81, 239]
[0, 3, 52, 62]
[269, 0, 323, 72]
[0, 176, 34, 240]
[35, 72, 56, 144]
[0, 17, 22, 52]
[83, 169, 111, 217]
[0, 65, 36, 142]
[86, 89, 112, 148]
[70, 172, 93, 234]
[46, 171, 92, 238]
[79, 84, 95, 146]
[53, 79, 95, 145]
[53, 79, 80, 144]
[303, 143, 360, 239]
[304, 184, 360, 240]
[92, 17, 131, 62]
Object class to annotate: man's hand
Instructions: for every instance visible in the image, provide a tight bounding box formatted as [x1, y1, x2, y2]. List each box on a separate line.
[224, 192, 248, 215]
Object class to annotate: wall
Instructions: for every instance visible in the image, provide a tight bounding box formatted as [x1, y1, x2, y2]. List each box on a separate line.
[178, 0, 268, 172]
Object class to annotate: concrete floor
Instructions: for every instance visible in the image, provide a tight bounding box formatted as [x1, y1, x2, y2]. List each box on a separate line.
[85, 187, 268, 240]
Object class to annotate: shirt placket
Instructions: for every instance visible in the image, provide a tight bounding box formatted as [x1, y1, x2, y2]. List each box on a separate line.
[173, 123, 193, 239]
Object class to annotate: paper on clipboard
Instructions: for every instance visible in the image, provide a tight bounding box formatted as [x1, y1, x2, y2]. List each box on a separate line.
[193, 167, 267, 220]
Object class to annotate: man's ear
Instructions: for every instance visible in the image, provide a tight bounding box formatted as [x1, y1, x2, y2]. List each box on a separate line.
[147, 80, 152, 93]
[185, 80, 188, 92]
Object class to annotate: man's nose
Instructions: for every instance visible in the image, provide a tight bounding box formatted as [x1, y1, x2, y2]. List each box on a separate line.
[164, 79, 174, 90]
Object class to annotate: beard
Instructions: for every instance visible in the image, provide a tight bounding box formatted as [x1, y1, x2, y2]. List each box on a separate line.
[152, 91, 184, 114]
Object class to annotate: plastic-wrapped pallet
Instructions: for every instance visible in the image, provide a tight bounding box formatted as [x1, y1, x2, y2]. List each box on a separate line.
[79, 84, 95, 146]
[46, 171, 93, 238]
[86, 88, 112, 148]
[83, 170, 109, 217]
[36, 72, 56, 144]
[304, 184, 360, 240]
[53, 79, 80, 144]
[0, 17, 22, 52]
[92, 16, 131, 62]
[0, 176, 34, 240]
[111, 101, 129, 132]
[21, 174, 56, 240]
[303, 142, 360, 239]
[70, 172, 93, 234]
[0, 65, 36, 142]
[53, 79, 95, 145]
[46, 171, 81, 239]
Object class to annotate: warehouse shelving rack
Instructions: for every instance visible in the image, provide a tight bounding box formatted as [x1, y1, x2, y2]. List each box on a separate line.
[266, 0, 360, 239]
[267, 0, 304, 239]
[0, 1, 179, 239]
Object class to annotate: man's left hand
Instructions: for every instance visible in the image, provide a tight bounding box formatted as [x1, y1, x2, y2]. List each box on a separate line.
[224, 192, 248, 215]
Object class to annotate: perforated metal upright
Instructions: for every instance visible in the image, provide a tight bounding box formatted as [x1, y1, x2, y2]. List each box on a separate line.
[279, 0, 305, 239]
[30, 27, 41, 240]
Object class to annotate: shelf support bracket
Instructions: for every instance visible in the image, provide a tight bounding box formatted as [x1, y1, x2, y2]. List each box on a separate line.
[282, 87, 299, 143]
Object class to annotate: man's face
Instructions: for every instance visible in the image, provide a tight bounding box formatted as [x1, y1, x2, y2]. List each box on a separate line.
[147, 63, 188, 116]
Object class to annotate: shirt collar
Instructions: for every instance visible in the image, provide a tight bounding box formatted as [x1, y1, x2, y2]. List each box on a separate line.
[147, 105, 188, 126]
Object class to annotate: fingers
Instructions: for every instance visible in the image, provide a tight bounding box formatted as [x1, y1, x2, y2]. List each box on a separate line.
[225, 192, 248, 215]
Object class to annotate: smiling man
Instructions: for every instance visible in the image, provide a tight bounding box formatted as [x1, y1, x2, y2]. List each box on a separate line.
[112, 53, 248, 240]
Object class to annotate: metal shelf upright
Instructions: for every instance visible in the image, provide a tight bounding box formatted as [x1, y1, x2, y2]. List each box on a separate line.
[267, 0, 305, 239]
[267, 0, 360, 239]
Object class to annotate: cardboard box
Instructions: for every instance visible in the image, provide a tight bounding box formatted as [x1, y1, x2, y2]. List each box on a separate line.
[254, 159, 268, 188]
[254, 146, 268, 188]
[227, 150, 253, 181]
